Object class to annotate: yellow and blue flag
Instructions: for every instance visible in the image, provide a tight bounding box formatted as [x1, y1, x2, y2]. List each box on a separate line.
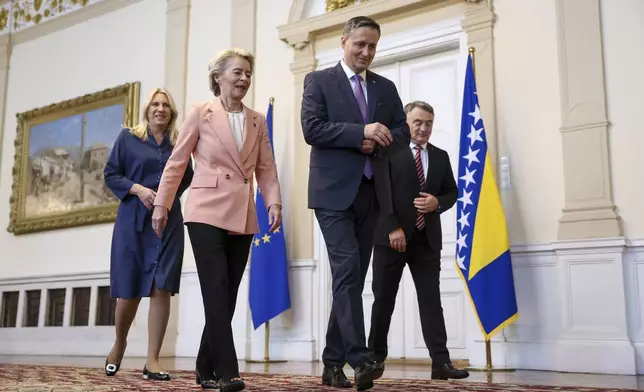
[249, 98, 291, 330]
[455, 54, 518, 339]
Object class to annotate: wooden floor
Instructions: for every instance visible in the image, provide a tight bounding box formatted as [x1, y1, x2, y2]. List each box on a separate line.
[1, 355, 643, 390]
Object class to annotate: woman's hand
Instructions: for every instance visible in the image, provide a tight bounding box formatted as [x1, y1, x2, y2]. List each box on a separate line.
[132, 184, 157, 210]
[152, 206, 169, 238]
[268, 204, 282, 233]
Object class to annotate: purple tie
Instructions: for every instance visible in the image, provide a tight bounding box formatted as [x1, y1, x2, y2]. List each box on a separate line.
[352, 74, 373, 179]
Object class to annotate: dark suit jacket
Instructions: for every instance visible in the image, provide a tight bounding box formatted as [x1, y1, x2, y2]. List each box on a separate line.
[301, 62, 410, 211]
[374, 141, 458, 253]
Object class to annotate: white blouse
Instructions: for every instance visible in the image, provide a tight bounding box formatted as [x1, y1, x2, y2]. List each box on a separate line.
[226, 111, 245, 151]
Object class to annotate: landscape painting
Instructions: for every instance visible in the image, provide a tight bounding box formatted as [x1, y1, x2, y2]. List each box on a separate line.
[7, 82, 140, 235]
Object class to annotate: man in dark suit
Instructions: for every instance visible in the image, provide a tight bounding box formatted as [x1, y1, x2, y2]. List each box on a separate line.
[301, 16, 410, 391]
[369, 101, 469, 380]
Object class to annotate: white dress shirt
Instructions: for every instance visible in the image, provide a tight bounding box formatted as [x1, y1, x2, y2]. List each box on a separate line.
[340, 60, 368, 104]
[226, 111, 245, 151]
[411, 141, 429, 179]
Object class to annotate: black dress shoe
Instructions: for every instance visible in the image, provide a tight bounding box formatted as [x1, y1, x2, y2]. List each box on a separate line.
[142, 365, 171, 381]
[195, 368, 220, 389]
[431, 362, 470, 380]
[321, 366, 352, 388]
[354, 361, 384, 391]
[218, 376, 245, 392]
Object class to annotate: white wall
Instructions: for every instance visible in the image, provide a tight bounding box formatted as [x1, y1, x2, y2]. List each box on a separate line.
[493, 0, 564, 246]
[601, 0, 644, 240]
[0, 0, 166, 279]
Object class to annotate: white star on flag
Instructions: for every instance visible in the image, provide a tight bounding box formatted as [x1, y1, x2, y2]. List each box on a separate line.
[458, 189, 473, 207]
[456, 254, 466, 270]
[469, 104, 481, 126]
[467, 125, 484, 147]
[459, 167, 477, 189]
[462, 146, 480, 167]
[456, 231, 468, 252]
[457, 210, 470, 230]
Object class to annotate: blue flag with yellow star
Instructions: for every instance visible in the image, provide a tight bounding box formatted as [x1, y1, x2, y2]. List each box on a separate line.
[249, 98, 291, 330]
[455, 53, 518, 339]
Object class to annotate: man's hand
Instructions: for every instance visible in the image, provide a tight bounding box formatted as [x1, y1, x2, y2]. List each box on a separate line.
[414, 192, 439, 214]
[389, 228, 406, 252]
[360, 139, 376, 154]
[268, 204, 282, 233]
[151, 206, 169, 238]
[364, 122, 393, 146]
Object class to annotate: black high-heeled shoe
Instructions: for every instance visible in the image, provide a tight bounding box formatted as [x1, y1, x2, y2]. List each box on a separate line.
[104, 341, 127, 376]
[219, 376, 245, 392]
[142, 365, 171, 381]
[104, 359, 120, 377]
[195, 368, 220, 389]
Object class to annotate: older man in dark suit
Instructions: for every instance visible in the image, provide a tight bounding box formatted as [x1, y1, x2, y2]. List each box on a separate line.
[301, 15, 410, 391]
[369, 101, 469, 381]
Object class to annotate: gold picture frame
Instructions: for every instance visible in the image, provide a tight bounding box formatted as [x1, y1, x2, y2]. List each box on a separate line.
[7, 82, 141, 235]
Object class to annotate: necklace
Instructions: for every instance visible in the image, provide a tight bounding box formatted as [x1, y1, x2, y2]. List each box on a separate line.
[220, 98, 243, 113]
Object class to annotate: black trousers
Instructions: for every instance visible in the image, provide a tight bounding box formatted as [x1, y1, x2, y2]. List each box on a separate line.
[186, 222, 253, 380]
[368, 228, 450, 366]
[315, 179, 377, 369]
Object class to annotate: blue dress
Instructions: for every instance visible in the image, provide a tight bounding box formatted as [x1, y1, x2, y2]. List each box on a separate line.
[104, 128, 194, 299]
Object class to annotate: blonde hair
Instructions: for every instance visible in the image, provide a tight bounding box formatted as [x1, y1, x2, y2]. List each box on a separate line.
[128, 88, 180, 145]
[207, 48, 255, 96]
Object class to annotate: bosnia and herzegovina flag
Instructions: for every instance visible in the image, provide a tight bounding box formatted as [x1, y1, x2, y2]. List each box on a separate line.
[454, 53, 518, 339]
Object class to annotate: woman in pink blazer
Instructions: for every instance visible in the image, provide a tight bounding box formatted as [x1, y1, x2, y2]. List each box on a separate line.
[152, 48, 282, 392]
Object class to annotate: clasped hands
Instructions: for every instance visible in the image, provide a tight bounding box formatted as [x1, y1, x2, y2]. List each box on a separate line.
[361, 122, 393, 154]
[388, 192, 439, 252]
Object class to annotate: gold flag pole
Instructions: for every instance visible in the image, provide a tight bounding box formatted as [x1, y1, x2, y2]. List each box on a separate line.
[464, 47, 515, 378]
[247, 320, 287, 364]
[246, 96, 286, 366]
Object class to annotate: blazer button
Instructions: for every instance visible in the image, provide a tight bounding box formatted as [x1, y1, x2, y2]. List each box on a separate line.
[244, 179, 249, 184]
[225, 174, 231, 179]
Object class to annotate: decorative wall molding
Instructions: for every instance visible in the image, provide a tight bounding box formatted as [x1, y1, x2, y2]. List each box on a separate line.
[554, 0, 622, 240]
[3, 0, 142, 45]
[315, 19, 462, 70]
[2, 241, 644, 373]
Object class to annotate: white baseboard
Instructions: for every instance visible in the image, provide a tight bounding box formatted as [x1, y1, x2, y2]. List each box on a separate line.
[2, 239, 644, 376]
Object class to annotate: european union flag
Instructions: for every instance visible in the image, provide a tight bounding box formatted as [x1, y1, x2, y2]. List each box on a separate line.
[249, 98, 291, 330]
[455, 54, 518, 339]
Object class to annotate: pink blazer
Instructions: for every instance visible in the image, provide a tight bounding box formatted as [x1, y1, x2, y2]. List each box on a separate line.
[154, 99, 282, 235]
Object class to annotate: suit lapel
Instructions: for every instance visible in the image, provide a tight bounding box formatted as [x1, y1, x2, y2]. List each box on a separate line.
[333, 62, 364, 123]
[206, 100, 244, 173]
[240, 108, 259, 164]
[366, 71, 377, 123]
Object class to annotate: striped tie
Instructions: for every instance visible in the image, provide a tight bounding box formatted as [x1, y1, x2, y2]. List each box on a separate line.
[414, 145, 426, 230]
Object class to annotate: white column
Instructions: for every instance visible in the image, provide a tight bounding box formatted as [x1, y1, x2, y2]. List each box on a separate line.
[555, 0, 622, 240]
[552, 0, 634, 375]
[0, 34, 12, 187]
[165, 0, 191, 119]
[231, 0, 257, 108]
[163, 0, 191, 358]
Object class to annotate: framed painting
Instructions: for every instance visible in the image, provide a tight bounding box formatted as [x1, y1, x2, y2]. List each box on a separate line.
[7, 82, 141, 235]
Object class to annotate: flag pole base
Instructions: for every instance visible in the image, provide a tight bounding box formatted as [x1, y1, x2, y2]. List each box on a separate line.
[246, 359, 288, 364]
[465, 339, 516, 372]
[246, 320, 288, 364]
[465, 366, 516, 372]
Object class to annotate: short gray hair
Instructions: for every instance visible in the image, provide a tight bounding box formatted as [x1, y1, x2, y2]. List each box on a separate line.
[404, 101, 434, 116]
[342, 16, 381, 38]
[207, 48, 255, 96]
